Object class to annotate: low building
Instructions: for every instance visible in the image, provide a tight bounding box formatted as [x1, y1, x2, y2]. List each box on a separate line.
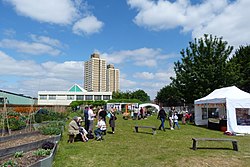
[38, 84, 112, 106]
[0, 89, 37, 105]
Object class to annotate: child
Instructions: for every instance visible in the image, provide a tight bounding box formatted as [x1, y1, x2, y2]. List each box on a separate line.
[173, 113, 180, 129]
[94, 117, 107, 141]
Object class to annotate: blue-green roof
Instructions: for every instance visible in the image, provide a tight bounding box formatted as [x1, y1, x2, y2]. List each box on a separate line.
[69, 84, 83, 92]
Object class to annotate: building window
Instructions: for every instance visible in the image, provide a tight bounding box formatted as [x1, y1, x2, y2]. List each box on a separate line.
[40, 95, 47, 100]
[76, 95, 84, 100]
[49, 95, 56, 100]
[94, 95, 102, 100]
[85, 95, 93, 100]
[103, 95, 110, 100]
[67, 95, 75, 100]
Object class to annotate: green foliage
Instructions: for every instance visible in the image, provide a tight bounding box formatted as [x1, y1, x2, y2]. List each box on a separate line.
[34, 109, 68, 123]
[0, 112, 26, 130]
[1, 160, 17, 167]
[38, 121, 63, 135]
[14, 151, 23, 158]
[70, 100, 107, 109]
[156, 85, 181, 106]
[33, 149, 51, 156]
[229, 45, 250, 93]
[107, 99, 141, 103]
[112, 90, 150, 102]
[171, 34, 234, 103]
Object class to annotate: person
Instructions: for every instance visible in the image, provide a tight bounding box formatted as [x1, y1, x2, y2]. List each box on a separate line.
[94, 117, 107, 141]
[157, 106, 167, 131]
[98, 107, 107, 123]
[133, 107, 139, 120]
[77, 117, 89, 141]
[173, 112, 180, 129]
[140, 107, 144, 119]
[83, 106, 89, 131]
[88, 105, 96, 133]
[181, 108, 187, 125]
[68, 116, 88, 142]
[169, 107, 174, 130]
[109, 107, 116, 134]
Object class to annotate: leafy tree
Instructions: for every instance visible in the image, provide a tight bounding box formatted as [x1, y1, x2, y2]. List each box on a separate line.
[112, 90, 150, 102]
[229, 45, 250, 93]
[156, 85, 181, 107]
[131, 89, 150, 102]
[171, 34, 235, 103]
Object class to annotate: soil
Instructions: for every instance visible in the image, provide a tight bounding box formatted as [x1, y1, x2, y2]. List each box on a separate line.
[0, 150, 48, 167]
[0, 129, 55, 167]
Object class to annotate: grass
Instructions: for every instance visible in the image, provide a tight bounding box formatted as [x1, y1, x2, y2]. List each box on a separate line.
[53, 113, 250, 167]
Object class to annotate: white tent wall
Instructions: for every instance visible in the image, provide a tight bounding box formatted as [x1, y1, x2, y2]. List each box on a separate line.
[194, 104, 226, 126]
[227, 98, 250, 134]
[194, 86, 250, 134]
[194, 105, 206, 125]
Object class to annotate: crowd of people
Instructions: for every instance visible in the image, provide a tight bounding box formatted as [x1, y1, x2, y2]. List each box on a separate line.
[68, 105, 193, 142]
[68, 106, 117, 142]
[157, 106, 192, 131]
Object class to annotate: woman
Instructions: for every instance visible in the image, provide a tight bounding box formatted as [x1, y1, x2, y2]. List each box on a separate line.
[109, 107, 116, 134]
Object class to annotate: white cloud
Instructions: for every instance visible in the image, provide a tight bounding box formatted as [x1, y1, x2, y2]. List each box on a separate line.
[3, 29, 16, 37]
[0, 51, 45, 76]
[127, 0, 228, 31]
[5, 0, 79, 24]
[133, 72, 154, 79]
[0, 51, 84, 96]
[42, 61, 83, 80]
[192, 0, 250, 48]
[30, 34, 63, 48]
[101, 47, 167, 67]
[127, 0, 250, 47]
[0, 39, 61, 56]
[72, 15, 104, 35]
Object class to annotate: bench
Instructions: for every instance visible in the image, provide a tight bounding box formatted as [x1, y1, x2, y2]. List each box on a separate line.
[192, 138, 238, 151]
[134, 125, 157, 135]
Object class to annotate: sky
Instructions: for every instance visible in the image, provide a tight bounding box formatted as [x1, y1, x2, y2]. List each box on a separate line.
[0, 0, 249, 100]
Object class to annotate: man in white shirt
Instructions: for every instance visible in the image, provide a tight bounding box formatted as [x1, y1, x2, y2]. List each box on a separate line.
[88, 106, 96, 133]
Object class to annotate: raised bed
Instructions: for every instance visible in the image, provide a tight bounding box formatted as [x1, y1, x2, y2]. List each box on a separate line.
[0, 131, 40, 143]
[28, 141, 58, 167]
[0, 133, 61, 158]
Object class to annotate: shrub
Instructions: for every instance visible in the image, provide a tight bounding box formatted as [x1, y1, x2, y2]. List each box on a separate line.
[38, 121, 63, 135]
[34, 109, 68, 123]
[42, 141, 55, 150]
[33, 149, 51, 156]
[1, 112, 27, 130]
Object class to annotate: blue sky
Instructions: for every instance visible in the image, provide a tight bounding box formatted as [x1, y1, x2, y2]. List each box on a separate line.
[0, 0, 249, 100]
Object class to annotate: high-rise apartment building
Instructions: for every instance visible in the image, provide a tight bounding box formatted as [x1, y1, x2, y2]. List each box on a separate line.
[84, 53, 120, 92]
[84, 53, 107, 92]
[106, 64, 120, 92]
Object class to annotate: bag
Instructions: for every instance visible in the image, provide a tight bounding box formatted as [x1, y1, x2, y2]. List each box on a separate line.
[107, 113, 111, 118]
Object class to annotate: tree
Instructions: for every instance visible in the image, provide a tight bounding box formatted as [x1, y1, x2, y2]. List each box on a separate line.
[156, 85, 181, 107]
[112, 90, 150, 102]
[229, 45, 250, 93]
[131, 89, 150, 102]
[171, 34, 235, 103]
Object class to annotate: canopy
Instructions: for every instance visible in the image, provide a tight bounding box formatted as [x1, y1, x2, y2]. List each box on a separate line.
[194, 86, 250, 134]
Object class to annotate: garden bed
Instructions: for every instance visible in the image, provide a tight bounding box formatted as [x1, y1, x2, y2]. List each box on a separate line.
[0, 142, 58, 167]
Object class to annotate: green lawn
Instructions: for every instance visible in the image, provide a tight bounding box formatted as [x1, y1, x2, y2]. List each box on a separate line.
[53, 114, 250, 167]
